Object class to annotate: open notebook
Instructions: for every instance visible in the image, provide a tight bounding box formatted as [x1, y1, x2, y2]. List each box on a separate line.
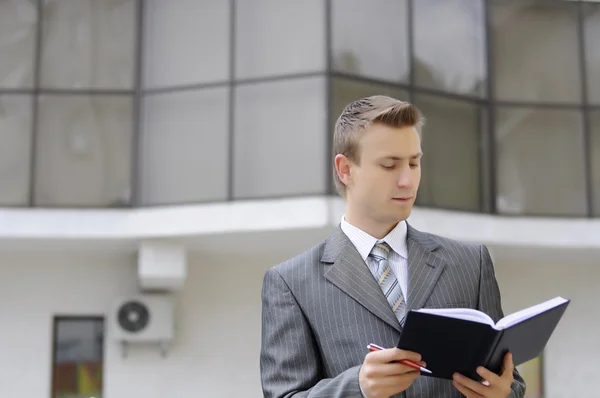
[416, 296, 569, 330]
[397, 296, 570, 380]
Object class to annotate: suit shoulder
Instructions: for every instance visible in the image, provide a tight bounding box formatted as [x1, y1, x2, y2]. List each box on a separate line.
[269, 239, 327, 279]
[420, 231, 486, 255]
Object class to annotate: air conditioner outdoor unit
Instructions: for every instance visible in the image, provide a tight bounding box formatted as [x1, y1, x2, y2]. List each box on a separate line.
[109, 294, 175, 357]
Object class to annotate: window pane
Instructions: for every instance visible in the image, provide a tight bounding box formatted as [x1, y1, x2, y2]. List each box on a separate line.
[41, 0, 136, 90]
[332, 0, 409, 83]
[52, 318, 103, 398]
[413, 0, 486, 97]
[331, 77, 409, 193]
[495, 107, 586, 216]
[589, 111, 600, 217]
[491, 0, 580, 103]
[140, 88, 229, 205]
[143, 0, 229, 89]
[0, 95, 32, 206]
[0, 1, 37, 89]
[331, 78, 410, 123]
[236, 0, 325, 80]
[583, 3, 600, 104]
[234, 77, 326, 198]
[414, 94, 483, 212]
[35, 95, 133, 207]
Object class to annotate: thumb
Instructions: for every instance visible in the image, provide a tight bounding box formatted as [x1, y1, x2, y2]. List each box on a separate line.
[501, 352, 515, 377]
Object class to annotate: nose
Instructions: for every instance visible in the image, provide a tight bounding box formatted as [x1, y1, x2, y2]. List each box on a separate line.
[396, 168, 413, 188]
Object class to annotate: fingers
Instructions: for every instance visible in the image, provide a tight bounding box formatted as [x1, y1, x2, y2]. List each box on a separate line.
[453, 353, 515, 397]
[364, 348, 423, 376]
[476, 366, 501, 386]
[360, 370, 421, 398]
[452, 380, 484, 398]
[360, 350, 423, 397]
[366, 348, 422, 364]
[453, 373, 488, 396]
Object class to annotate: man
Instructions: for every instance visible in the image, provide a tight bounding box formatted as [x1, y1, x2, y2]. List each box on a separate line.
[260, 96, 526, 398]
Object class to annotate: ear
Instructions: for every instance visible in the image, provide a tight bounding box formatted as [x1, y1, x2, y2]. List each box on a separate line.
[334, 154, 353, 188]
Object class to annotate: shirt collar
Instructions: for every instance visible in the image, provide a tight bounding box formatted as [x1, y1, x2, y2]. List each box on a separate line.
[340, 215, 408, 261]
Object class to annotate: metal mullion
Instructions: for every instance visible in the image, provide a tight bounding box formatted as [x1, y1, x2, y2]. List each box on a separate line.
[131, 0, 145, 206]
[578, 2, 593, 217]
[484, 0, 497, 214]
[0, 88, 35, 95]
[227, 0, 237, 201]
[325, 0, 333, 195]
[29, 0, 44, 207]
[407, 0, 415, 103]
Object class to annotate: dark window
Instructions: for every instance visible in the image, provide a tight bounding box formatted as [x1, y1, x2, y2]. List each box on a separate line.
[0, 94, 32, 206]
[491, 0, 581, 104]
[588, 110, 600, 216]
[40, 0, 136, 90]
[583, 3, 600, 105]
[34, 95, 133, 207]
[414, 94, 485, 212]
[52, 317, 104, 398]
[494, 107, 586, 216]
[332, 0, 409, 83]
[233, 77, 327, 199]
[413, 0, 487, 97]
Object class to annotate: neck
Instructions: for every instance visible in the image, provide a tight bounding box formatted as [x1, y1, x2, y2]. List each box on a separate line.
[345, 207, 400, 240]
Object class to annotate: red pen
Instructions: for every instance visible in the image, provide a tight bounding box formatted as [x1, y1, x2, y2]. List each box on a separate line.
[367, 343, 432, 374]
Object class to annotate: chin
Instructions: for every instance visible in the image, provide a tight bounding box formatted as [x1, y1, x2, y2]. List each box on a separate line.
[392, 206, 413, 220]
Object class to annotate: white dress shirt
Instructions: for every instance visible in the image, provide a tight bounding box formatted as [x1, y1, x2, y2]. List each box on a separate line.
[340, 215, 409, 300]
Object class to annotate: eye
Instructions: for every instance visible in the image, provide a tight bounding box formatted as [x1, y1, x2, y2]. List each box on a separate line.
[410, 163, 420, 169]
[381, 165, 395, 170]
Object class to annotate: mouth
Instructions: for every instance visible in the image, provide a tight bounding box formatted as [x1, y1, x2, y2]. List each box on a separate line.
[392, 197, 413, 203]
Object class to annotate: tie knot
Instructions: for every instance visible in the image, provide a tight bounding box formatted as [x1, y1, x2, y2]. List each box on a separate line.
[370, 242, 391, 261]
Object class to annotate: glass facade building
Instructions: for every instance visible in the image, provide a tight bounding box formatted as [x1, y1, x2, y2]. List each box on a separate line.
[2, 0, 600, 218]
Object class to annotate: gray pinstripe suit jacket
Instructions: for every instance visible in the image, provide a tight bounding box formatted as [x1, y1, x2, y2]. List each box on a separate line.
[260, 224, 526, 398]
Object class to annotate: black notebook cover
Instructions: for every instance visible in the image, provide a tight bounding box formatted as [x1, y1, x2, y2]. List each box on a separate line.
[396, 300, 570, 381]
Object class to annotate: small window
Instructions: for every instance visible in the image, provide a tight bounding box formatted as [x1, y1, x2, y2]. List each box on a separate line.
[51, 317, 104, 398]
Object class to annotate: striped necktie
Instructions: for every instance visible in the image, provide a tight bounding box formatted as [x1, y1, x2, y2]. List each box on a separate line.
[369, 242, 407, 324]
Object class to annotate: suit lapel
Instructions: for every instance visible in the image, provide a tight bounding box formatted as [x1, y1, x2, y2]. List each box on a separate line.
[322, 227, 401, 332]
[406, 224, 447, 311]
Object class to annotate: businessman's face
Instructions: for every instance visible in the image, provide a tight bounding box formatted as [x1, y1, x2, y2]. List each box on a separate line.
[338, 122, 422, 235]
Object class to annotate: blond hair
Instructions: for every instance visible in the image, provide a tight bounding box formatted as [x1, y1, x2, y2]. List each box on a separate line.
[332, 95, 424, 196]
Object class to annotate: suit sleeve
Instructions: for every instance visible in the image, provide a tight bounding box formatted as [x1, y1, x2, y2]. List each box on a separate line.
[260, 268, 364, 398]
[478, 245, 527, 398]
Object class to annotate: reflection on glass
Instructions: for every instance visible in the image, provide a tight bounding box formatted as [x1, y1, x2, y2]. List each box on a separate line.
[0, 0, 37, 88]
[332, 0, 409, 82]
[143, 0, 229, 89]
[414, 94, 482, 212]
[495, 107, 586, 216]
[413, 0, 486, 96]
[491, 0, 580, 103]
[41, 0, 135, 89]
[589, 111, 600, 216]
[236, 0, 325, 79]
[52, 318, 103, 398]
[0, 95, 32, 206]
[583, 3, 600, 104]
[35, 95, 133, 207]
[234, 77, 326, 198]
[141, 88, 229, 205]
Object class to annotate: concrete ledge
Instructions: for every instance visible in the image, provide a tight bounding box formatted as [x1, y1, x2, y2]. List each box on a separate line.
[1, 196, 599, 251]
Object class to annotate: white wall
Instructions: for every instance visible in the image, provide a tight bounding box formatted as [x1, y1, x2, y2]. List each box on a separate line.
[0, 249, 283, 398]
[0, 244, 597, 398]
[494, 258, 600, 398]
